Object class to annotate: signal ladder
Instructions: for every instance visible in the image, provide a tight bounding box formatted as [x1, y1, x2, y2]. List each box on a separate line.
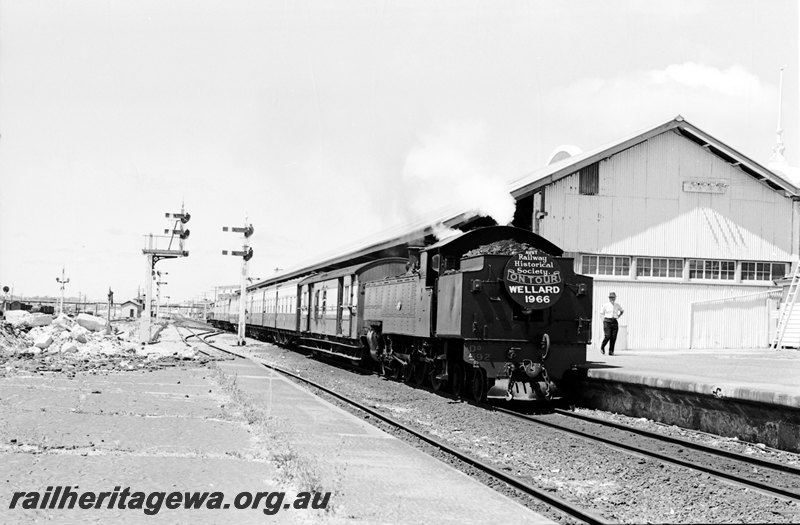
[771, 262, 800, 349]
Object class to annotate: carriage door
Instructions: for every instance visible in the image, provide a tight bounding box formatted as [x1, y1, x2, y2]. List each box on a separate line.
[261, 289, 266, 326]
[304, 284, 313, 332]
[342, 276, 353, 337]
[336, 277, 344, 335]
[273, 289, 279, 329]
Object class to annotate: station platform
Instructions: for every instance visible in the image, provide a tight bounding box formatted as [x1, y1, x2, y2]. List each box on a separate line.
[214, 348, 554, 524]
[585, 346, 800, 408]
[576, 346, 800, 452]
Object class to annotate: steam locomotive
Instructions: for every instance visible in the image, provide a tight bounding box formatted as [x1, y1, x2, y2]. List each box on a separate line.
[208, 226, 593, 402]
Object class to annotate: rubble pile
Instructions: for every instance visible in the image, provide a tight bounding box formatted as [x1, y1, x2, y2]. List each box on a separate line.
[0, 312, 204, 377]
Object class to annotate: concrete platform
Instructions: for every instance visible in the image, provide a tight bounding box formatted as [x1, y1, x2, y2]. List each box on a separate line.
[214, 356, 555, 524]
[576, 347, 800, 452]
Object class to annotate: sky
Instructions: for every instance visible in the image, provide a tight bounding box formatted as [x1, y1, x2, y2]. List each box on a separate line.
[0, 0, 797, 303]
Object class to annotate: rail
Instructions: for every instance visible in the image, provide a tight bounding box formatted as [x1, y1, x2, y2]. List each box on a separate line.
[176, 321, 611, 525]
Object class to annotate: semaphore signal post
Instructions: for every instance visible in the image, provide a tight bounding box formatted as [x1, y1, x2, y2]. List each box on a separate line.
[140, 203, 190, 344]
[56, 267, 70, 315]
[222, 219, 254, 346]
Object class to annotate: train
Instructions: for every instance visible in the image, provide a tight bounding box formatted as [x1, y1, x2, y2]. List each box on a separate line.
[208, 225, 593, 402]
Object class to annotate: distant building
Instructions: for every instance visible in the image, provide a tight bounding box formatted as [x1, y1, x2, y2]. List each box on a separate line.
[119, 300, 143, 319]
[6, 301, 32, 312]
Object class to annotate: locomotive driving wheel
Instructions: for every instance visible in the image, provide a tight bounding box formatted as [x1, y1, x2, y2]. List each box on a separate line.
[471, 367, 487, 402]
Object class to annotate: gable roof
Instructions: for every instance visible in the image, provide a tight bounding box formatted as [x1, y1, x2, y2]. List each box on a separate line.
[509, 115, 799, 200]
[119, 299, 142, 308]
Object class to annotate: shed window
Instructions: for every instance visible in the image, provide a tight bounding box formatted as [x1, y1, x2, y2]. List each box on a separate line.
[578, 163, 599, 195]
[636, 257, 683, 278]
[581, 255, 630, 276]
[689, 259, 735, 280]
[741, 262, 787, 282]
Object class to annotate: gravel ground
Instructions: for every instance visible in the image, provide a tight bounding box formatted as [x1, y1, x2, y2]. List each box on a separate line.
[218, 335, 800, 524]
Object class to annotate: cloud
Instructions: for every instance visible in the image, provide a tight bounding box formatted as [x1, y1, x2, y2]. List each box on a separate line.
[542, 62, 777, 160]
[648, 62, 767, 99]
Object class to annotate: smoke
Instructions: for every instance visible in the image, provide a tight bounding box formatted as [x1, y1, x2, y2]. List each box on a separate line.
[399, 122, 516, 237]
[431, 222, 463, 241]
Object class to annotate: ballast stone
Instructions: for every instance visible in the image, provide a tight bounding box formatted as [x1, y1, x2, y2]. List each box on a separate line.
[75, 313, 106, 332]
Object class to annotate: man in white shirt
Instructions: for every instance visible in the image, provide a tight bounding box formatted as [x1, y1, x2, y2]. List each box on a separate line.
[600, 292, 624, 356]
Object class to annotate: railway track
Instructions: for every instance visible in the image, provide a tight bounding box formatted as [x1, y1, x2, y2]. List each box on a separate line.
[177, 319, 800, 520]
[492, 406, 800, 502]
[176, 321, 611, 525]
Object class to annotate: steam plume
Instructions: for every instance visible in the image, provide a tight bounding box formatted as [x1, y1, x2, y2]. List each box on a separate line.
[399, 122, 516, 237]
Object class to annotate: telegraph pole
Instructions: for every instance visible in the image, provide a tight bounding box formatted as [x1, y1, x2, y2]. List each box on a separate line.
[56, 267, 70, 315]
[106, 287, 114, 333]
[223, 219, 254, 346]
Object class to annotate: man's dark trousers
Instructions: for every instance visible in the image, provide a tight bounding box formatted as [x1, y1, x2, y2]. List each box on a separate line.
[602, 318, 619, 355]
